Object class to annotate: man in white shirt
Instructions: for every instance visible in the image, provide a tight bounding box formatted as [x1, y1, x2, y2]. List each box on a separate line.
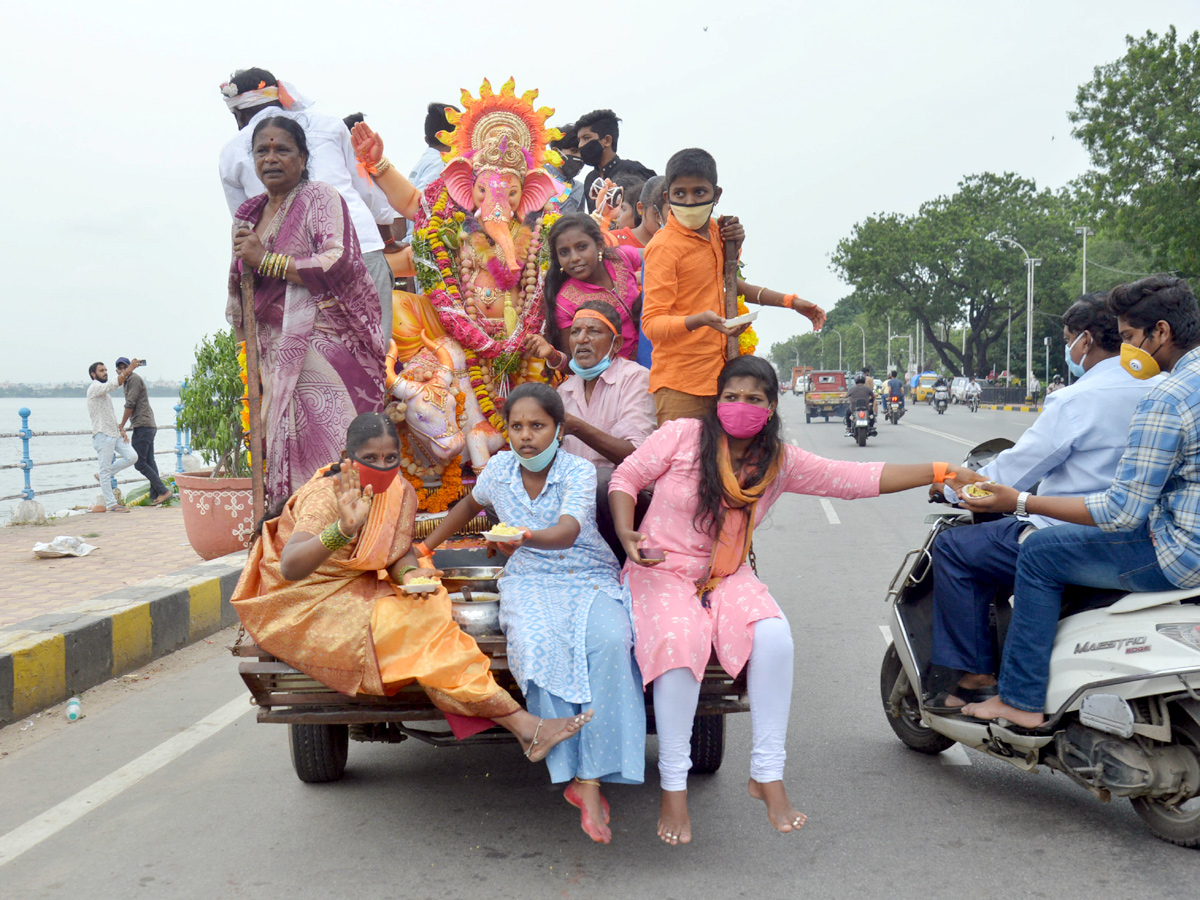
[925, 293, 1163, 711]
[218, 68, 398, 330]
[87, 360, 141, 513]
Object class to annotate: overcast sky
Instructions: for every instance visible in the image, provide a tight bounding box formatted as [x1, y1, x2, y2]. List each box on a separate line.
[3, 1, 1197, 383]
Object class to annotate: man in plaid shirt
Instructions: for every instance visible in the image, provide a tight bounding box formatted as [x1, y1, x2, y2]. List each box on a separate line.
[957, 275, 1200, 728]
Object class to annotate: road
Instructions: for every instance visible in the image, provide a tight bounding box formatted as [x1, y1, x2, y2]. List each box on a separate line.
[1, 398, 1198, 899]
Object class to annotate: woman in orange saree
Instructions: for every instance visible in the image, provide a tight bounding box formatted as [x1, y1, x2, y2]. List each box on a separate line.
[232, 412, 590, 759]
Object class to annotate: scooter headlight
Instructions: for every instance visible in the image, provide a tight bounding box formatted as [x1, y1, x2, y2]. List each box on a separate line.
[1156, 623, 1200, 653]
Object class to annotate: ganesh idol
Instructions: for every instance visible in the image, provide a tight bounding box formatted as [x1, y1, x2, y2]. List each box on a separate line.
[350, 78, 566, 507]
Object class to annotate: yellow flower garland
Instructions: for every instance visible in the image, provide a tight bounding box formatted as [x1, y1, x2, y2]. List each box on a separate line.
[736, 295, 758, 356]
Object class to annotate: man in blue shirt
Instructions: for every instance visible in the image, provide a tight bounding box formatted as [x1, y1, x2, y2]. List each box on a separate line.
[960, 276, 1200, 727]
[926, 292, 1160, 713]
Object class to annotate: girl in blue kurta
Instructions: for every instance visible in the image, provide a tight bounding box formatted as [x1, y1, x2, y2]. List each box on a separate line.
[424, 382, 644, 845]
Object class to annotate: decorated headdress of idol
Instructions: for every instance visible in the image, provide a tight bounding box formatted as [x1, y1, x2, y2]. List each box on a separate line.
[438, 78, 562, 273]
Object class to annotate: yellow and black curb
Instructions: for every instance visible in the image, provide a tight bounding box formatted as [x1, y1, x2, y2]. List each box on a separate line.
[979, 404, 1040, 412]
[0, 553, 246, 726]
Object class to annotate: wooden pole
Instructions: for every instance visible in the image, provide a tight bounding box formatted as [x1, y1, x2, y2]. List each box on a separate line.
[723, 239, 739, 360]
[240, 269, 266, 525]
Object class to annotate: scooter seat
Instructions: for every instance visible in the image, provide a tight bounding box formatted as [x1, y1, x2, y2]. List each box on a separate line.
[1059, 584, 1200, 618]
[1059, 585, 1125, 618]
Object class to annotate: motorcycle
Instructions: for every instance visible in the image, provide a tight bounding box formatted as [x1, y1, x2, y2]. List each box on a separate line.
[848, 398, 875, 447]
[885, 394, 906, 425]
[934, 387, 950, 415]
[968, 393, 981, 413]
[880, 440, 1200, 847]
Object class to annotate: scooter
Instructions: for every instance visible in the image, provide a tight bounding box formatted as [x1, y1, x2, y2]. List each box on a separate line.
[968, 393, 981, 413]
[934, 387, 950, 415]
[880, 441, 1200, 847]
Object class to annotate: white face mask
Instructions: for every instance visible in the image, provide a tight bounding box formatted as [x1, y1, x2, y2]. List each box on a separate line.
[670, 201, 714, 230]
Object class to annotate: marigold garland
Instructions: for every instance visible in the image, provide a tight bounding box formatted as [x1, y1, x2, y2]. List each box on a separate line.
[236, 342, 251, 433]
[736, 296, 758, 356]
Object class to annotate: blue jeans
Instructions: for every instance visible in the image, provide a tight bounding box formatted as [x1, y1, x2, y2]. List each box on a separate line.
[998, 521, 1174, 713]
[931, 517, 1027, 675]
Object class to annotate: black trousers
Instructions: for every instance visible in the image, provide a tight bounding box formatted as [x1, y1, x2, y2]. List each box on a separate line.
[594, 465, 652, 566]
[131, 426, 169, 497]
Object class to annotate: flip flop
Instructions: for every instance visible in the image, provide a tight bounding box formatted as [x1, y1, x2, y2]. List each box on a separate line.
[151, 491, 173, 506]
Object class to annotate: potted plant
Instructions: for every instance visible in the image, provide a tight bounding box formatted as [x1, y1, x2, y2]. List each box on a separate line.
[175, 328, 256, 560]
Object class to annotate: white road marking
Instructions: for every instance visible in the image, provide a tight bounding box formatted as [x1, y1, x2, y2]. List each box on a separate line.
[901, 421, 975, 447]
[0, 695, 252, 868]
[940, 744, 973, 766]
[878, 624, 973, 766]
[819, 499, 840, 525]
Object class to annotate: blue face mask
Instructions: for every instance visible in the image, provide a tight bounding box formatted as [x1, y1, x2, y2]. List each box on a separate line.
[1065, 333, 1087, 379]
[568, 349, 614, 381]
[511, 426, 562, 472]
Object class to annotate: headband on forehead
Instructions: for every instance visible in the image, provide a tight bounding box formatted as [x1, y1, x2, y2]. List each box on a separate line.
[220, 80, 298, 111]
[572, 308, 618, 336]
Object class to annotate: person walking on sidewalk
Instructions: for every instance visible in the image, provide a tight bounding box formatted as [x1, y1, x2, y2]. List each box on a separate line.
[87, 359, 141, 513]
[115, 357, 172, 506]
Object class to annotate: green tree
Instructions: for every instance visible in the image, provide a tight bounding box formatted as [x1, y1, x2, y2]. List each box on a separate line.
[1070, 27, 1200, 275]
[831, 172, 1075, 378]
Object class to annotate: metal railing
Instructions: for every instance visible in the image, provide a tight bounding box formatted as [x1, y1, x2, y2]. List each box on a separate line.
[1, 406, 193, 503]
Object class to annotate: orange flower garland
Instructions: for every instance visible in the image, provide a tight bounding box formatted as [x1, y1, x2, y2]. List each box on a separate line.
[236, 341, 250, 433]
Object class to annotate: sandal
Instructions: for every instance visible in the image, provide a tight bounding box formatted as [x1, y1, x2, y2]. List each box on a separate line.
[924, 685, 997, 715]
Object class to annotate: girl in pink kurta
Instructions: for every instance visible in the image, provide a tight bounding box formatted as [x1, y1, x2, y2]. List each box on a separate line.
[609, 356, 974, 844]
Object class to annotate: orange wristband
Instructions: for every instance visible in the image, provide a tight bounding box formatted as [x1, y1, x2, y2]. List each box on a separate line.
[932, 462, 948, 486]
[782, 294, 796, 310]
[414, 541, 432, 559]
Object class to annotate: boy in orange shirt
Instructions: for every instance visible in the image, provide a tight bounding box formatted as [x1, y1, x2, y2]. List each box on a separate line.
[641, 148, 826, 424]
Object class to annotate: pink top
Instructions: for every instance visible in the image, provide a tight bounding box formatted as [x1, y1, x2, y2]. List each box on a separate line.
[553, 245, 642, 360]
[610, 418, 885, 684]
[558, 357, 655, 469]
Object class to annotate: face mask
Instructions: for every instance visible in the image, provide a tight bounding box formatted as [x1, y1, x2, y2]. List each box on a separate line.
[352, 456, 400, 494]
[1120, 338, 1163, 380]
[569, 348, 614, 381]
[511, 426, 562, 472]
[717, 402, 772, 439]
[1064, 333, 1087, 379]
[670, 201, 715, 230]
[579, 139, 605, 168]
[559, 157, 584, 180]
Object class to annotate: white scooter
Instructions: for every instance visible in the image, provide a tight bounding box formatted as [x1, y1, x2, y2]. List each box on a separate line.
[880, 443, 1200, 847]
[933, 386, 950, 415]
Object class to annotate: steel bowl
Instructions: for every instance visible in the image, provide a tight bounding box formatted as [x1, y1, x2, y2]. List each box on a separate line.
[440, 566, 503, 594]
[449, 591, 502, 637]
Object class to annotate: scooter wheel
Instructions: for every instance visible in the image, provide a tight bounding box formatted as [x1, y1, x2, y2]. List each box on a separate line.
[880, 644, 955, 755]
[1130, 711, 1200, 847]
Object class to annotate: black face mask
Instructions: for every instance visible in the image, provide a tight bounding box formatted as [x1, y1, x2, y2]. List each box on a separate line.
[579, 139, 605, 168]
[559, 157, 584, 180]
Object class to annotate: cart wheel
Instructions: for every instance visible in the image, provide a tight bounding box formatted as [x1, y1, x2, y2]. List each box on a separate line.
[689, 714, 726, 774]
[289, 723, 349, 783]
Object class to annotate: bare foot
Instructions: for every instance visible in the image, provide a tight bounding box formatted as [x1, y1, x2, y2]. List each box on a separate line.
[748, 779, 807, 833]
[960, 695, 1045, 728]
[521, 711, 593, 762]
[564, 780, 611, 844]
[658, 790, 691, 846]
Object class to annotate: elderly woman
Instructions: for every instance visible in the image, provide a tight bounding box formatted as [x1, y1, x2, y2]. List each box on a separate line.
[228, 116, 385, 512]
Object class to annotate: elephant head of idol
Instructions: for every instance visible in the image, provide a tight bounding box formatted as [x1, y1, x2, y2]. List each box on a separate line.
[386, 338, 466, 464]
[442, 133, 557, 273]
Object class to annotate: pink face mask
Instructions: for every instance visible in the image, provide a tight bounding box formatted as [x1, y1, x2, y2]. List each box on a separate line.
[717, 402, 772, 439]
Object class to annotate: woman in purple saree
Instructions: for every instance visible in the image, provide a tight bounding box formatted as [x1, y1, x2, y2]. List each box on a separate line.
[228, 116, 385, 511]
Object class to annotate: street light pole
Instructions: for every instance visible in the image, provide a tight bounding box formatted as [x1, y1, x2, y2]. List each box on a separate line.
[1006, 304, 1012, 385]
[814, 332, 825, 369]
[851, 323, 866, 369]
[829, 328, 843, 371]
[994, 236, 1040, 395]
[886, 314, 892, 372]
[1075, 224, 1094, 294]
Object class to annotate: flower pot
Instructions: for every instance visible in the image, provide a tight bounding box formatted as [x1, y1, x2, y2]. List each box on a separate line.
[175, 471, 255, 560]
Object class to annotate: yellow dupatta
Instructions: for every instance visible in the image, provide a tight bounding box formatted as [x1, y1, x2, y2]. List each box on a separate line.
[696, 436, 782, 605]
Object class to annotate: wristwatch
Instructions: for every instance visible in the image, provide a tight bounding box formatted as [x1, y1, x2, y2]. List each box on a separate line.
[1015, 491, 1030, 518]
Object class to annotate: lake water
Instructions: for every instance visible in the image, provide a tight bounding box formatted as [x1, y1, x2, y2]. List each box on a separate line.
[0, 396, 187, 521]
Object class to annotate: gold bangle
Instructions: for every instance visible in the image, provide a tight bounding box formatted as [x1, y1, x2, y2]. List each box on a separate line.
[756, 285, 766, 304]
[372, 156, 393, 176]
[336, 520, 354, 540]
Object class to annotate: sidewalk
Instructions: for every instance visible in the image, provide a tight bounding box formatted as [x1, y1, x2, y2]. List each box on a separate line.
[0, 506, 245, 726]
